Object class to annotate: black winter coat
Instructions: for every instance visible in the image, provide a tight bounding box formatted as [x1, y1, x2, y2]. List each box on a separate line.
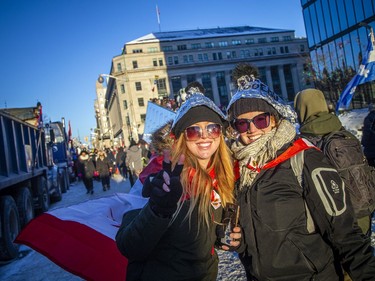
[236, 140, 375, 281]
[116, 201, 222, 281]
[77, 155, 95, 179]
[96, 156, 111, 178]
[362, 110, 375, 159]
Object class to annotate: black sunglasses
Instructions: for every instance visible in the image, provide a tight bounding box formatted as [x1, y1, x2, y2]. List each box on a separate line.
[185, 123, 222, 141]
[231, 112, 271, 133]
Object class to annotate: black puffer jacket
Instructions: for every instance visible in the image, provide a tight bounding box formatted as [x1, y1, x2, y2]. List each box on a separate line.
[116, 201, 222, 281]
[236, 140, 375, 281]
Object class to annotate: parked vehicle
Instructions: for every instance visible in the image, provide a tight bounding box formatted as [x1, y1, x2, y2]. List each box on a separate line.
[0, 104, 66, 263]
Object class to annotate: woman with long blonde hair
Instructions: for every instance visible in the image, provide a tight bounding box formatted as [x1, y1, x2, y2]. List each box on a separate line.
[116, 89, 240, 281]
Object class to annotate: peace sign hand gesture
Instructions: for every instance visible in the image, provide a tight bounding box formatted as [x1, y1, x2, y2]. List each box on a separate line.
[143, 150, 185, 218]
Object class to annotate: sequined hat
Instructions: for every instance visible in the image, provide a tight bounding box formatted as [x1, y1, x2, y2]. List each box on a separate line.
[227, 75, 297, 122]
[171, 89, 226, 138]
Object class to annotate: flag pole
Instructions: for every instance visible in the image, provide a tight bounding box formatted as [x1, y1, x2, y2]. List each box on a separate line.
[156, 5, 161, 32]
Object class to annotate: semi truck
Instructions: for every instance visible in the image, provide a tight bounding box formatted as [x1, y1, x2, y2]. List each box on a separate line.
[0, 104, 69, 262]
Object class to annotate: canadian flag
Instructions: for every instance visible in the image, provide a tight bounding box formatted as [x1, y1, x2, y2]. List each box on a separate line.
[16, 193, 148, 281]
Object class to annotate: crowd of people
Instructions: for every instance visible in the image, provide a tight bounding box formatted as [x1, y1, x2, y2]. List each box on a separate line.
[116, 66, 375, 280]
[62, 63, 375, 280]
[70, 140, 151, 194]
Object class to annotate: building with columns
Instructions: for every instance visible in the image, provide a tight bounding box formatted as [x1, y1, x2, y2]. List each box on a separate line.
[103, 26, 310, 146]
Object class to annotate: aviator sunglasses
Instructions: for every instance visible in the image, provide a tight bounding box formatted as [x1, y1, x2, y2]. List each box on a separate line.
[184, 123, 222, 141]
[232, 112, 271, 133]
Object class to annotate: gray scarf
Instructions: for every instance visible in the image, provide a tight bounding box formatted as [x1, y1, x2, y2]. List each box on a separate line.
[231, 119, 296, 189]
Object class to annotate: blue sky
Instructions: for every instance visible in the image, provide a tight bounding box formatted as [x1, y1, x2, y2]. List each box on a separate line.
[0, 0, 306, 142]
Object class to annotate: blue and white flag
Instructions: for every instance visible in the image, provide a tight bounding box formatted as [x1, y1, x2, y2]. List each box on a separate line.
[336, 30, 375, 111]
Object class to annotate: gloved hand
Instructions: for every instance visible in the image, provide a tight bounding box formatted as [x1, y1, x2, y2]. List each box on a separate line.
[143, 150, 184, 217]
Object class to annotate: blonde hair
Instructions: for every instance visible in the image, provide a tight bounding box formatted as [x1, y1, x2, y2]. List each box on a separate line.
[171, 134, 235, 227]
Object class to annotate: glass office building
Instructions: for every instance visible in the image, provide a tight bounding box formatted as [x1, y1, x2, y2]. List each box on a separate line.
[301, 0, 375, 105]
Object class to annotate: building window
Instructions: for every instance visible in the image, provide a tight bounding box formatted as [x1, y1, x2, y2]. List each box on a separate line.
[123, 100, 128, 110]
[138, 98, 145, 107]
[240, 49, 250, 58]
[202, 73, 214, 101]
[191, 43, 201, 49]
[198, 54, 203, 62]
[270, 66, 281, 94]
[117, 63, 122, 72]
[258, 48, 263, 56]
[140, 114, 146, 122]
[245, 38, 254, 44]
[283, 64, 294, 101]
[218, 41, 228, 47]
[132, 49, 143, 53]
[205, 42, 214, 48]
[188, 55, 194, 62]
[258, 38, 267, 43]
[203, 53, 209, 61]
[171, 76, 182, 96]
[120, 84, 125, 93]
[132, 60, 138, 69]
[158, 59, 163, 66]
[187, 74, 196, 84]
[271, 37, 279, 42]
[173, 56, 179, 64]
[232, 40, 241, 45]
[125, 116, 130, 126]
[216, 71, 228, 106]
[183, 55, 188, 63]
[153, 59, 158, 67]
[167, 57, 173, 65]
[231, 51, 237, 58]
[285, 46, 289, 53]
[135, 82, 142, 91]
[147, 47, 158, 53]
[156, 78, 167, 91]
[162, 46, 173, 52]
[177, 44, 187, 51]
[283, 36, 292, 41]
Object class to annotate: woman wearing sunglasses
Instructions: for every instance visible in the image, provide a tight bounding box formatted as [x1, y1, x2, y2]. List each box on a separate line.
[116, 89, 240, 281]
[227, 75, 375, 281]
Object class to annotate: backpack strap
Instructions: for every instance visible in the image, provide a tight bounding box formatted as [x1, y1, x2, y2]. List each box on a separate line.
[290, 148, 316, 234]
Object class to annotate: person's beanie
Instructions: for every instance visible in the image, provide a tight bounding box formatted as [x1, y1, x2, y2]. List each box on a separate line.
[229, 98, 279, 121]
[172, 106, 223, 138]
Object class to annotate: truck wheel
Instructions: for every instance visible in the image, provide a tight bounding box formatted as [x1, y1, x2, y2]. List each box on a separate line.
[52, 174, 62, 202]
[15, 187, 34, 228]
[37, 176, 50, 213]
[0, 196, 21, 261]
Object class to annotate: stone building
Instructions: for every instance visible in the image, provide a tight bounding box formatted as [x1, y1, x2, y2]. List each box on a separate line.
[102, 25, 310, 146]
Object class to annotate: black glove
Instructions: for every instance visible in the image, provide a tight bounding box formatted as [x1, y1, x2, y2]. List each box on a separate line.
[149, 176, 183, 217]
[143, 153, 184, 217]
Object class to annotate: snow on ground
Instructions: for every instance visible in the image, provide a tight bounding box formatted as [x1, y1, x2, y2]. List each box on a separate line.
[0, 108, 373, 281]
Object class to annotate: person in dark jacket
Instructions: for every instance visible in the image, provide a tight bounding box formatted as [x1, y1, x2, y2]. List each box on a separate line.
[294, 88, 372, 235]
[96, 150, 112, 191]
[362, 103, 375, 167]
[116, 90, 240, 281]
[226, 75, 375, 281]
[77, 150, 96, 194]
[115, 146, 127, 180]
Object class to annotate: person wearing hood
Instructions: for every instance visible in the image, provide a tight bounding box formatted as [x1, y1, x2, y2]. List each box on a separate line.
[77, 149, 96, 194]
[294, 88, 373, 236]
[226, 76, 375, 281]
[116, 90, 240, 281]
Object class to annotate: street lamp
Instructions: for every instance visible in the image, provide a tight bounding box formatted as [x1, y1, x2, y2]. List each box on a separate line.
[97, 73, 139, 144]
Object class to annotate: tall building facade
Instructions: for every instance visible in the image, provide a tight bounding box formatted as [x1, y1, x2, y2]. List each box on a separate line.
[301, 0, 375, 105]
[104, 26, 310, 146]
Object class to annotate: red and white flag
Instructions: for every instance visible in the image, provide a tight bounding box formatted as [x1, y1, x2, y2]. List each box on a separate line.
[16, 193, 148, 281]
